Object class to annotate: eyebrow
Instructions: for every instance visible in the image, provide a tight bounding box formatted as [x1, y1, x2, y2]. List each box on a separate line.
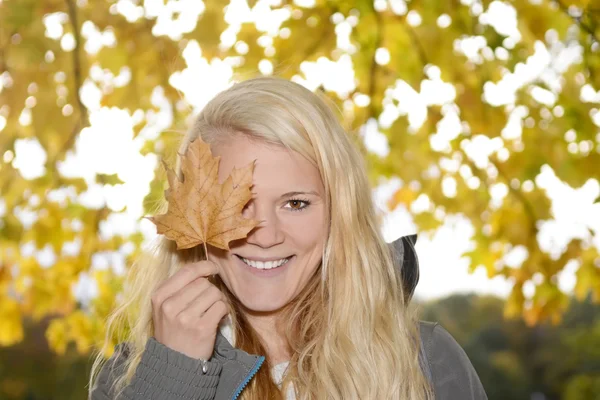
[280, 191, 321, 199]
[251, 190, 321, 198]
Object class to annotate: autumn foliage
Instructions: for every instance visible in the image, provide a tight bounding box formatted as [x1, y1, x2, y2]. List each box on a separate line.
[0, 0, 599, 360]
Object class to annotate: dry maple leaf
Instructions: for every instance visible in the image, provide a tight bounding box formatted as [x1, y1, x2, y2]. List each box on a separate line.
[147, 137, 260, 251]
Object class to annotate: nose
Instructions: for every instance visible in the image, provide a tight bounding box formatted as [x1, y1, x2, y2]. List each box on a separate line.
[243, 204, 284, 248]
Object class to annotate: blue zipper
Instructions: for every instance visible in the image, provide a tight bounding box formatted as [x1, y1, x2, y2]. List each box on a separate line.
[231, 355, 266, 400]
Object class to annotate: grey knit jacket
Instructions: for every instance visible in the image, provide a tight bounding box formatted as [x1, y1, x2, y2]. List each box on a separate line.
[90, 236, 488, 400]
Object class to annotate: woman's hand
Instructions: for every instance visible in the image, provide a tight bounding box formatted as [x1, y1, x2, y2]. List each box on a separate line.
[151, 261, 229, 360]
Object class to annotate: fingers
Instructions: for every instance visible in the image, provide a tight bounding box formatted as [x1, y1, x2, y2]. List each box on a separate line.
[200, 300, 230, 328]
[160, 277, 212, 316]
[179, 284, 228, 322]
[151, 261, 218, 308]
[150, 260, 226, 361]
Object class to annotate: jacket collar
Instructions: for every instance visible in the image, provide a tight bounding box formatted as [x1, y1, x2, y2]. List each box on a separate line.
[211, 315, 265, 399]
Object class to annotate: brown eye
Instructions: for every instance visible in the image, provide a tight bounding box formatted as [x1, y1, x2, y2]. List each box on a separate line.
[285, 198, 310, 212]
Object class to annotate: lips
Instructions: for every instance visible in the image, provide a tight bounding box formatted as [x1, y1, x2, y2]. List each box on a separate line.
[234, 254, 293, 262]
[235, 254, 293, 269]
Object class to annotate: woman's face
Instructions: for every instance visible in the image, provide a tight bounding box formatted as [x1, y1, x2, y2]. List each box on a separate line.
[208, 134, 328, 313]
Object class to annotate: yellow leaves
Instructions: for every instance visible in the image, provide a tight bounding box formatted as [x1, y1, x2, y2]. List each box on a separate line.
[499, 239, 599, 326]
[271, 5, 336, 70]
[96, 173, 125, 186]
[46, 318, 68, 355]
[0, 297, 23, 346]
[465, 244, 504, 278]
[0, 0, 599, 358]
[562, 0, 591, 7]
[0, 258, 15, 292]
[21, 201, 77, 253]
[67, 311, 94, 353]
[503, 252, 573, 326]
[25, 276, 74, 321]
[46, 269, 124, 357]
[489, 196, 535, 246]
[148, 137, 260, 251]
[91, 269, 124, 319]
[188, 0, 229, 58]
[412, 211, 444, 232]
[387, 186, 418, 209]
[97, 43, 130, 77]
[15, 256, 75, 320]
[46, 311, 94, 355]
[574, 247, 600, 302]
[524, 281, 570, 326]
[504, 282, 525, 320]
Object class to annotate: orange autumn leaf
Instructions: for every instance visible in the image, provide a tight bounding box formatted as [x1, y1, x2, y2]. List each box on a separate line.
[147, 137, 261, 250]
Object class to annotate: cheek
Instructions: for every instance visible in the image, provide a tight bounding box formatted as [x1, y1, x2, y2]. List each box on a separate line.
[288, 211, 327, 252]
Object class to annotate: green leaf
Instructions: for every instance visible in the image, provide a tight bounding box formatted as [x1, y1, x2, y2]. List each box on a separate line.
[95, 173, 125, 186]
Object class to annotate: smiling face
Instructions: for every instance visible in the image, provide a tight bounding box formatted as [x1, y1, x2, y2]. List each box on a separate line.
[207, 134, 328, 314]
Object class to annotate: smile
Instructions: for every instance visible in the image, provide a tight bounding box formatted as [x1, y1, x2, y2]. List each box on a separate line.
[235, 255, 292, 270]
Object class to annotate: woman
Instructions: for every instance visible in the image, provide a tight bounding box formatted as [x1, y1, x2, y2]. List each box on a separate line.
[89, 77, 487, 399]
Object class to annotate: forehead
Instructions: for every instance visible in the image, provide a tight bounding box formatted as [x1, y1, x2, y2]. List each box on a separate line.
[212, 135, 323, 193]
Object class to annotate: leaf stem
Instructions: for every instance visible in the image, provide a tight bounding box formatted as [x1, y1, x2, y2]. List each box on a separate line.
[203, 214, 209, 261]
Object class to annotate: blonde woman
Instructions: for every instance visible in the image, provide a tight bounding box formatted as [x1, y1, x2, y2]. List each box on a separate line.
[89, 77, 487, 400]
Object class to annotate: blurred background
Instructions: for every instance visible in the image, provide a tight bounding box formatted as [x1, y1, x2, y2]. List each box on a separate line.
[1, 0, 599, 399]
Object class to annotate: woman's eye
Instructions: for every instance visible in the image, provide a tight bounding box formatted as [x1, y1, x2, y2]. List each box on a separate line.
[285, 199, 310, 211]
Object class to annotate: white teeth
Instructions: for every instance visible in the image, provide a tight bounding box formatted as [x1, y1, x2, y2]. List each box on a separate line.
[241, 257, 290, 270]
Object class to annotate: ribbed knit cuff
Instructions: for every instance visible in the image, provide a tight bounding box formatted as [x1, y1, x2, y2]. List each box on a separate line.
[128, 337, 222, 400]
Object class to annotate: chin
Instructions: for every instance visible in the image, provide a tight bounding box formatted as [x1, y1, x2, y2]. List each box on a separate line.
[219, 253, 300, 314]
[235, 289, 291, 314]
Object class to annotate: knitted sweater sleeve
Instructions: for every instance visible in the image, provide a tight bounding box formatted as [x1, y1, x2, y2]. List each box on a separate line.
[90, 337, 223, 400]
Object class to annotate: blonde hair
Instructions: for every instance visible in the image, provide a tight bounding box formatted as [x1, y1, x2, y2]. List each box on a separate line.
[89, 76, 434, 399]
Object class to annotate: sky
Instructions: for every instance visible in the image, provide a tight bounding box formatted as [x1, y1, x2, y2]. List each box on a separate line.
[3, 0, 600, 304]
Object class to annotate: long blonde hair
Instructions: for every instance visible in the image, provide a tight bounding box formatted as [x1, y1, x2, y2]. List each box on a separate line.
[89, 76, 434, 399]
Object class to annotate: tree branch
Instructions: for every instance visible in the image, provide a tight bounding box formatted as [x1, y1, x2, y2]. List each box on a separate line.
[0, 36, 8, 74]
[554, 0, 599, 43]
[491, 158, 538, 237]
[367, 5, 383, 118]
[62, 0, 88, 157]
[0, 25, 17, 80]
[404, 24, 429, 74]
